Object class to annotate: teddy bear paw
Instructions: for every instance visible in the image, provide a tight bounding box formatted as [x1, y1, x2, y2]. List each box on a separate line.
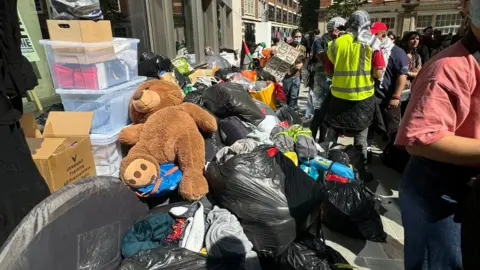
[123, 159, 158, 188]
[179, 174, 209, 201]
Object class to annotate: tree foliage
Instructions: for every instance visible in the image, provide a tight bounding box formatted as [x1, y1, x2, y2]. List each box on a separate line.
[299, 0, 320, 32]
[327, 0, 367, 19]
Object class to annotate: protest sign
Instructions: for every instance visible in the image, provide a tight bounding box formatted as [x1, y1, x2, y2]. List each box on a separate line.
[263, 42, 300, 82]
[18, 10, 40, 62]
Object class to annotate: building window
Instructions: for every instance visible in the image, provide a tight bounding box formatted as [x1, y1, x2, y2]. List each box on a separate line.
[283, 0, 288, 5]
[288, 12, 293, 24]
[381, 17, 395, 31]
[244, 0, 255, 16]
[113, 26, 127, 37]
[434, 13, 462, 34]
[416, 15, 434, 32]
[34, 0, 43, 12]
[268, 5, 275, 21]
[283, 9, 287, 24]
[258, 0, 265, 19]
[276, 7, 281, 21]
[245, 22, 256, 44]
[293, 14, 297, 24]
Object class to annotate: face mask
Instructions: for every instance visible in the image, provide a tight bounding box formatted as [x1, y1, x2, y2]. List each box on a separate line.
[294, 38, 302, 43]
[470, 0, 480, 27]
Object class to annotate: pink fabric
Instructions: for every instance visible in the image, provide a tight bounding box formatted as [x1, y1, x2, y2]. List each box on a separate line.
[395, 42, 480, 147]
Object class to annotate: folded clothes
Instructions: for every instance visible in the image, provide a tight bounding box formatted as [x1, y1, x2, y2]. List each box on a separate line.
[206, 206, 262, 270]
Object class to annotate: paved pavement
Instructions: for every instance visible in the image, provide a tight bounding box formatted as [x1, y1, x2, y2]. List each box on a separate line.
[298, 85, 405, 270]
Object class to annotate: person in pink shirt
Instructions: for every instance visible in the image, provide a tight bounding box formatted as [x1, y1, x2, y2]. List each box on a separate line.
[395, 0, 480, 268]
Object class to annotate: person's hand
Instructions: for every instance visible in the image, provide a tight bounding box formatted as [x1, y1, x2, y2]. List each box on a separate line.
[295, 63, 303, 70]
[388, 99, 400, 109]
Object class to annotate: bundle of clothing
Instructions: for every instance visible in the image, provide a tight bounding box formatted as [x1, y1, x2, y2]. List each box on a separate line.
[120, 202, 261, 269]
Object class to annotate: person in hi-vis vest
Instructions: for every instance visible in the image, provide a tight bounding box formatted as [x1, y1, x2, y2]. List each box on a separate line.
[322, 10, 386, 182]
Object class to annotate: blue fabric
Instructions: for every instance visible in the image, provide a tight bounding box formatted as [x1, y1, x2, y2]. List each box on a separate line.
[136, 163, 182, 197]
[121, 212, 175, 257]
[306, 156, 355, 180]
[400, 157, 464, 270]
[300, 163, 320, 181]
[283, 76, 301, 110]
[374, 46, 409, 102]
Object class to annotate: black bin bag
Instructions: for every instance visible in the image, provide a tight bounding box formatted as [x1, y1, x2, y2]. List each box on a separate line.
[276, 106, 303, 126]
[202, 83, 266, 125]
[119, 247, 245, 270]
[322, 180, 387, 242]
[205, 146, 324, 258]
[276, 233, 350, 270]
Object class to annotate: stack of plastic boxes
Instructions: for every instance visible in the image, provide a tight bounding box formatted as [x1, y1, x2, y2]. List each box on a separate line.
[40, 38, 147, 177]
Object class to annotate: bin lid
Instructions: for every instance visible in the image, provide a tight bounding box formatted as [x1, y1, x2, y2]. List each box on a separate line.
[39, 38, 140, 47]
[90, 126, 126, 145]
[55, 77, 147, 95]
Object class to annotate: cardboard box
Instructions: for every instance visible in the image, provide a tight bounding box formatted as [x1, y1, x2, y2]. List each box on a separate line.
[20, 112, 96, 192]
[47, 20, 115, 64]
[47, 20, 113, 43]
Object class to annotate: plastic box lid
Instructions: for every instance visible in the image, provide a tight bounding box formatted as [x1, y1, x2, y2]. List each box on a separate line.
[56, 77, 147, 95]
[90, 126, 127, 145]
[39, 38, 140, 47]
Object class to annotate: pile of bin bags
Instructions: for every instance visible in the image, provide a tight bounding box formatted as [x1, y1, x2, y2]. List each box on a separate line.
[183, 82, 386, 243]
[118, 83, 388, 267]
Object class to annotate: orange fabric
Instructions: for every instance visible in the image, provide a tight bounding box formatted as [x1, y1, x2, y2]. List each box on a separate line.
[259, 48, 272, 67]
[241, 70, 257, 82]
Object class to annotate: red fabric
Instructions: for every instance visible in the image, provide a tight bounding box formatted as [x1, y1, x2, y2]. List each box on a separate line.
[54, 64, 74, 88]
[395, 42, 480, 148]
[372, 49, 386, 69]
[267, 147, 279, 157]
[260, 108, 267, 114]
[164, 218, 185, 245]
[74, 66, 98, 90]
[278, 121, 289, 128]
[274, 83, 286, 103]
[325, 172, 349, 184]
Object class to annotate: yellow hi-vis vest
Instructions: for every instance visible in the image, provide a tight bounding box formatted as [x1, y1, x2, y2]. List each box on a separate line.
[327, 34, 375, 101]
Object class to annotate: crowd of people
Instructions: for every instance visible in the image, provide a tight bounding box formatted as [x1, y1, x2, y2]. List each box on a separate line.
[251, 0, 479, 269]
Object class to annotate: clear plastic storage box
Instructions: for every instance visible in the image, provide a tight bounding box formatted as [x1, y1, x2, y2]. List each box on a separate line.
[56, 77, 147, 134]
[90, 127, 123, 177]
[39, 38, 139, 90]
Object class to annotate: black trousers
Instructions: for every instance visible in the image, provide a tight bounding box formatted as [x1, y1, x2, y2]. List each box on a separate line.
[0, 122, 50, 246]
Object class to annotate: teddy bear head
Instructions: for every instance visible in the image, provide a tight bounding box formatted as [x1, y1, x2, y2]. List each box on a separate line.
[129, 79, 184, 124]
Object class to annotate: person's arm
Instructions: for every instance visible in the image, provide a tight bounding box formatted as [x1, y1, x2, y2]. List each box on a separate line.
[395, 79, 479, 165]
[324, 58, 334, 77]
[406, 136, 480, 165]
[371, 50, 386, 79]
[388, 52, 409, 108]
[325, 41, 335, 77]
[313, 38, 327, 63]
[408, 56, 421, 78]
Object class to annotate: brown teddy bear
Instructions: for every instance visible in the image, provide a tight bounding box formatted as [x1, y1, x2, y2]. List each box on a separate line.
[118, 79, 217, 201]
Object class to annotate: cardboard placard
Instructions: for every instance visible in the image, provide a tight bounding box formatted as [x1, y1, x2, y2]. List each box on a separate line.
[20, 112, 96, 192]
[263, 43, 301, 82]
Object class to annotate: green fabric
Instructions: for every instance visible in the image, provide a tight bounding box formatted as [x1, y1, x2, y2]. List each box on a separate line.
[121, 213, 175, 257]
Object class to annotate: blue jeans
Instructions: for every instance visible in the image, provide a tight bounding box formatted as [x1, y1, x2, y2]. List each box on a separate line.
[283, 76, 301, 110]
[400, 157, 472, 270]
